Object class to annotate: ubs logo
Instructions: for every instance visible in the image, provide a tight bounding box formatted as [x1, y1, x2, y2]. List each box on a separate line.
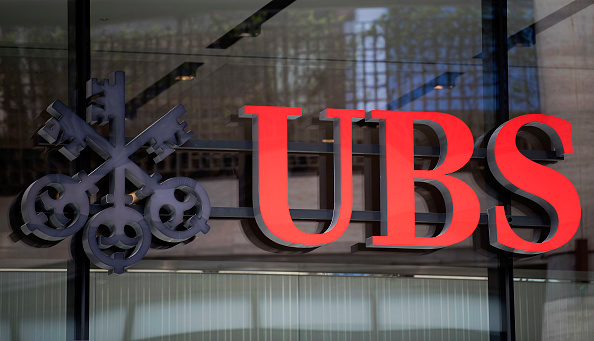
[11, 72, 211, 274]
[241, 106, 580, 254]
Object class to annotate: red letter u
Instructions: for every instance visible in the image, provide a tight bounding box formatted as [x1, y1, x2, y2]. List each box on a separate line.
[240, 106, 364, 248]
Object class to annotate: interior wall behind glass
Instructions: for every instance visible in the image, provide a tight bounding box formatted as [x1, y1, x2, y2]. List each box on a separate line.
[89, 272, 489, 341]
[514, 277, 594, 341]
[0, 271, 67, 340]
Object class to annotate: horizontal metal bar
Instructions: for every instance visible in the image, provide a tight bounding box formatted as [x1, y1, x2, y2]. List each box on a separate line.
[89, 205, 549, 227]
[177, 139, 562, 161]
[40, 137, 562, 161]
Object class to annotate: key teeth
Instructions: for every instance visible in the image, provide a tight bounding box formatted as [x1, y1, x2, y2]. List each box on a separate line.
[39, 118, 61, 144]
[46, 100, 71, 119]
[59, 140, 86, 161]
[153, 147, 174, 163]
[86, 78, 104, 97]
[110, 71, 125, 88]
[146, 143, 161, 155]
[86, 71, 125, 98]
[147, 137, 177, 163]
[86, 105, 108, 125]
[176, 129, 194, 146]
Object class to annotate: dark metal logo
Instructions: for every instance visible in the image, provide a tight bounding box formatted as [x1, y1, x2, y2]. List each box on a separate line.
[11, 71, 211, 274]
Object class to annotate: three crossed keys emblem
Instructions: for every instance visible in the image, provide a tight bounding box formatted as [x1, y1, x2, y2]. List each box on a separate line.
[12, 71, 211, 274]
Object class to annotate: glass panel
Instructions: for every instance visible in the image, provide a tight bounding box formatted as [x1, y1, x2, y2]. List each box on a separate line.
[89, 271, 490, 341]
[90, 1, 485, 139]
[514, 270, 594, 341]
[0, 2, 69, 337]
[88, 0, 490, 266]
[0, 0, 69, 267]
[86, 3, 500, 338]
[508, 0, 594, 340]
[0, 271, 67, 339]
[0, 0, 590, 338]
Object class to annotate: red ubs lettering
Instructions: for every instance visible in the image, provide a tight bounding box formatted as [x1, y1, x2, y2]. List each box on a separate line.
[240, 106, 581, 254]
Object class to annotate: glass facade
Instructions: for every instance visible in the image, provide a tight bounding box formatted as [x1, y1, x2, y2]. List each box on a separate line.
[0, 0, 592, 340]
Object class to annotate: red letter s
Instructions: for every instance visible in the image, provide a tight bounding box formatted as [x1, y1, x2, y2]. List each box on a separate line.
[487, 114, 581, 254]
